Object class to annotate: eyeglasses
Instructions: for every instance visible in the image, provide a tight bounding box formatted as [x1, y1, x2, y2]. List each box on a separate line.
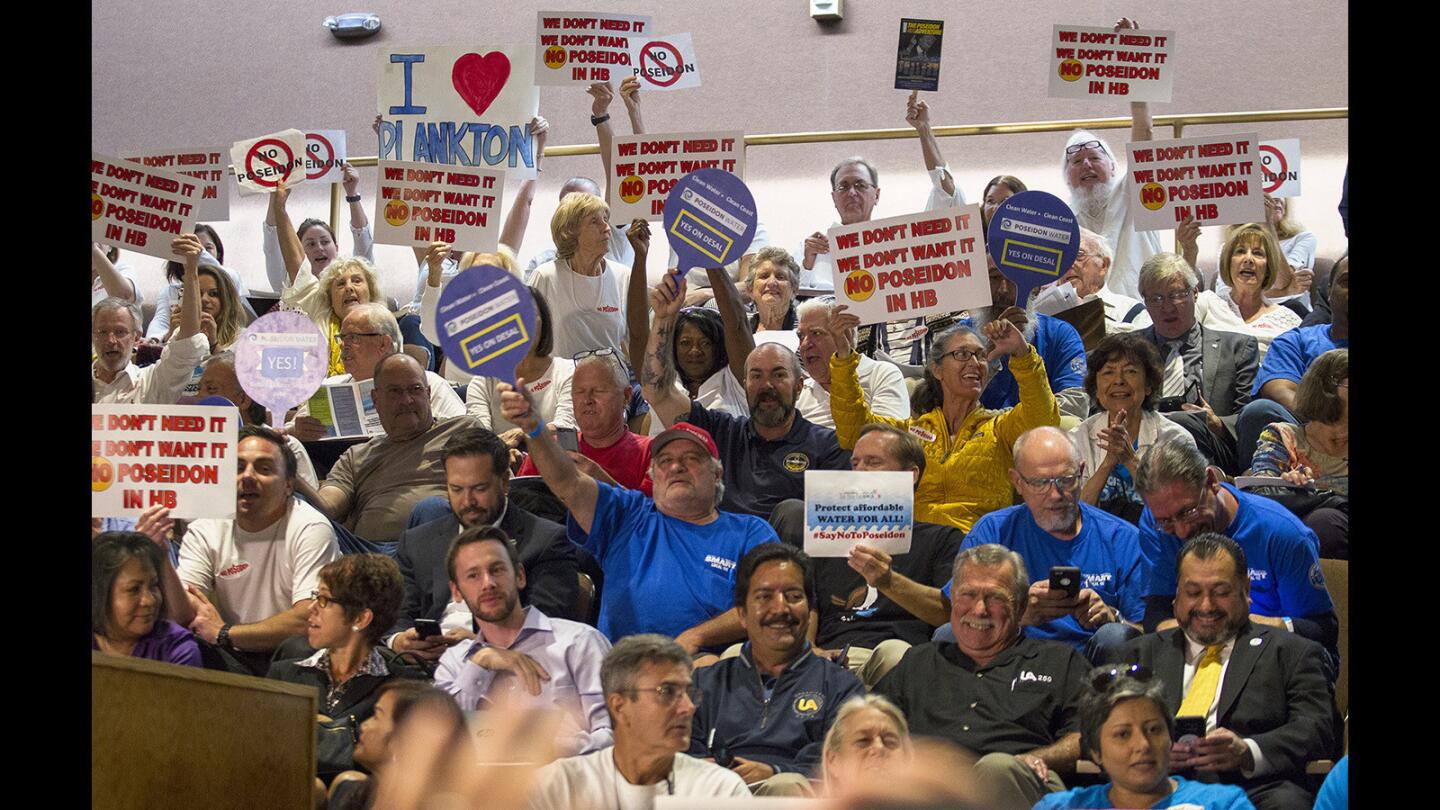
[626, 683, 702, 707]
[833, 180, 875, 194]
[310, 590, 355, 610]
[1091, 663, 1154, 692]
[937, 347, 988, 365]
[336, 331, 384, 345]
[1153, 502, 1205, 533]
[1143, 290, 1194, 307]
[93, 328, 133, 340]
[1015, 470, 1084, 493]
[951, 589, 1013, 610]
[1066, 139, 1105, 156]
[573, 347, 632, 376]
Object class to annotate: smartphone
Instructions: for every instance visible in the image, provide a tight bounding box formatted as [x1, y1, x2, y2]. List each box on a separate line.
[1174, 715, 1206, 746]
[1049, 566, 1081, 599]
[1154, 394, 1187, 413]
[413, 618, 442, 639]
[555, 426, 579, 453]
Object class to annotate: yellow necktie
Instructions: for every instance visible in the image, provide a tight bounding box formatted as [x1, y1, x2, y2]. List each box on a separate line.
[1177, 645, 1223, 719]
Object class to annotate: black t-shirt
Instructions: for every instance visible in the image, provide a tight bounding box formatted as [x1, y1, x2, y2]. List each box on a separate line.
[873, 638, 1087, 756]
[812, 521, 964, 648]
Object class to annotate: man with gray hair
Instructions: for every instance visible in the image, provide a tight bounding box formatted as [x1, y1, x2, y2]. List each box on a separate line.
[1133, 252, 1259, 475]
[500, 380, 776, 654]
[794, 296, 910, 427]
[289, 302, 464, 440]
[529, 634, 749, 807]
[1133, 436, 1338, 673]
[92, 234, 207, 405]
[1032, 228, 1151, 335]
[874, 543, 1089, 810]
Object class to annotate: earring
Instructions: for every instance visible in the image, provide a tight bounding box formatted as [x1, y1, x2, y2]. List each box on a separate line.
[352, 625, 360, 632]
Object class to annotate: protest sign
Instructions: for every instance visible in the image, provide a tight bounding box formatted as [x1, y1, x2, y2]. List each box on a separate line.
[377, 45, 541, 177]
[230, 129, 308, 195]
[610, 131, 744, 222]
[1126, 132, 1263, 231]
[663, 169, 758, 272]
[1259, 139, 1301, 198]
[92, 404, 238, 519]
[1049, 24, 1175, 102]
[628, 33, 701, 91]
[124, 148, 229, 221]
[306, 380, 382, 438]
[304, 130, 349, 184]
[895, 18, 944, 91]
[234, 311, 329, 424]
[534, 11, 652, 85]
[986, 191, 1081, 306]
[374, 160, 505, 252]
[829, 205, 989, 325]
[434, 265, 538, 380]
[803, 471, 913, 557]
[91, 152, 200, 260]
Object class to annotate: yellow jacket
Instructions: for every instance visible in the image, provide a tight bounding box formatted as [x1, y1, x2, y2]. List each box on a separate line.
[829, 347, 1059, 533]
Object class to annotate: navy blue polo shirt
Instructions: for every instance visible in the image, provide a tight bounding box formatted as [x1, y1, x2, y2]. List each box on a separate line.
[682, 401, 851, 519]
[980, 313, 1085, 410]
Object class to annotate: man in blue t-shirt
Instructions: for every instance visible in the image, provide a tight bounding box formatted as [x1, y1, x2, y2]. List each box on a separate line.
[1133, 436, 1338, 672]
[498, 381, 776, 655]
[976, 256, 1090, 421]
[944, 427, 1145, 664]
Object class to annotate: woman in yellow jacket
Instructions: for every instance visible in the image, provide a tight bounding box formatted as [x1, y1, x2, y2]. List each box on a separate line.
[826, 305, 1058, 532]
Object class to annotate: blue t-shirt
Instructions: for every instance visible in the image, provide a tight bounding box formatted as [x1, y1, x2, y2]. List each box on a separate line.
[980, 313, 1086, 410]
[1138, 484, 1334, 621]
[943, 504, 1146, 649]
[567, 483, 776, 644]
[1034, 775, 1256, 809]
[682, 401, 850, 519]
[1312, 754, 1348, 810]
[1252, 323, 1347, 396]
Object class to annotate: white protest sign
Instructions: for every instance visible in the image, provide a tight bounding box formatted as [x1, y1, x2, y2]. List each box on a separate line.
[1126, 133, 1263, 231]
[304, 130, 349, 184]
[124, 148, 229, 221]
[803, 471, 913, 557]
[230, 129, 308, 195]
[91, 152, 201, 260]
[629, 33, 702, 91]
[378, 44, 541, 178]
[609, 131, 743, 222]
[1259, 139, 1302, 198]
[374, 160, 506, 252]
[534, 11, 653, 85]
[92, 404, 239, 519]
[1050, 24, 1175, 103]
[829, 205, 989, 326]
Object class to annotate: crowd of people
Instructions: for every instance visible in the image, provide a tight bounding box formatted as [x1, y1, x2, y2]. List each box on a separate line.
[92, 17, 1350, 810]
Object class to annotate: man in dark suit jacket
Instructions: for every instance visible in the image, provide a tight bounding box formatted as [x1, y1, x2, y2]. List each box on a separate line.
[387, 427, 577, 661]
[1123, 533, 1337, 810]
[1135, 253, 1259, 475]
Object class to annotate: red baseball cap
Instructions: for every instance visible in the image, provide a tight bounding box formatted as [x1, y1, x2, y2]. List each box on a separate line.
[652, 422, 720, 460]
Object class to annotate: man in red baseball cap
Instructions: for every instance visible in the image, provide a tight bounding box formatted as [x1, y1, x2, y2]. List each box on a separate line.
[499, 381, 777, 656]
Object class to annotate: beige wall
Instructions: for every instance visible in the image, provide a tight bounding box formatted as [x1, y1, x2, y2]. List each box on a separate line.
[93, 0, 1348, 305]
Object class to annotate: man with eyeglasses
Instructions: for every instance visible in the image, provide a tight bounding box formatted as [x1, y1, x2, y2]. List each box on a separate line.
[1133, 252, 1260, 476]
[530, 634, 750, 808]
[874, 544, 1088, 810]
[688, 544, 864, 796]
[1133, 437, 1338, 678]
[92, 235, 207, 405]
[501, 379, 776, 654]
[287, 303, 464, 441]
[298, 353, 487, 545]
[1123, 534, 1338, 810]
[167, 425, 340, 675]
[1032, 229, 1151, 335]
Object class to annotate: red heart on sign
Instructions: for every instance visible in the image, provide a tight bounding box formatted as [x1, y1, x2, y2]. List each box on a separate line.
[451, 51, 511, 117]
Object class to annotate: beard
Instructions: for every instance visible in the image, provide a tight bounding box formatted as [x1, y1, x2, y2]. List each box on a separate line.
[1069, 178, 1117, 227]
[473, 590, 520, 624]
[750, 391, 795, 427]
[1033, 500, 1081, 534]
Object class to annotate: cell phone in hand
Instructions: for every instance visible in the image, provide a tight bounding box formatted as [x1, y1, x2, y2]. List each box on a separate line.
[413, 618, 442, 639]
[554, 427, 579, 453]
[1049, 566, 1081, 599]
[1175, 716, 1206, 746]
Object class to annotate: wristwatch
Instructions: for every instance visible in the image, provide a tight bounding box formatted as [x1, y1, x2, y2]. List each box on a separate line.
[345, 194, 362, 203]
[590, 113, 610, 127]
[217, 623, 235, 650]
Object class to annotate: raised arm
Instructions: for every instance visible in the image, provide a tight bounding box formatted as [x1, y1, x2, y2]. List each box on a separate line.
[1118, 18, 1152, 143]
[172, 234, 203, 341]
[618, 75, 644, 134]
[270, 182, 305, 284]
[91, 243, 137, 302]
[906, 90, 955, 197]
[987, 318, 1060, 448]
[498, 379, 601, 532]
[638, 271, 695, 429]
[706, 265, 757, 384]
[341, 162, 369, 232]
[499, 116, 549, 255]
[624, 219, 653, 374]
[587, 82, 618, 203]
